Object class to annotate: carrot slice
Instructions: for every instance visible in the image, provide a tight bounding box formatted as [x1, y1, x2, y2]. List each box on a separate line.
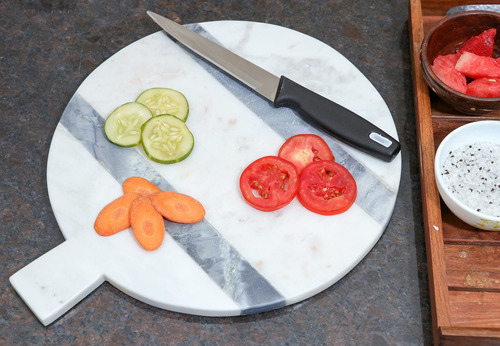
[123, 176, 161, 197]
[151, 191, 205, 224]
[94, 192, 141, 236]
[130, 197, 165, 251]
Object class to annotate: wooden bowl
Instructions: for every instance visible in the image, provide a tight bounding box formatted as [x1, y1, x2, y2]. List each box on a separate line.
[420, 11, 500, 115]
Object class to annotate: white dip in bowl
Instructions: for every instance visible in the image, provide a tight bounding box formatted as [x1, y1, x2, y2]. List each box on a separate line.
[434, 120, 500, 231]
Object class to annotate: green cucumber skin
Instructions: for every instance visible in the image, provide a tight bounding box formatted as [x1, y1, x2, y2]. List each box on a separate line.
[140, 115, 194, 164]
[104, 102, 153, 147]
[136, 87, 189, 122]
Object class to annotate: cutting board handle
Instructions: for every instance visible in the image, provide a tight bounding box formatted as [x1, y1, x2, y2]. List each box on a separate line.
[9, 238, 104, 326]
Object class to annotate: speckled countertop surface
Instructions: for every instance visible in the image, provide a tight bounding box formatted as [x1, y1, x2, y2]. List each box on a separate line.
[1, 0, 431, 344]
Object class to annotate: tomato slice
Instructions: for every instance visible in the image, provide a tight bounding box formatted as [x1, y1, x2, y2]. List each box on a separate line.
[298, 160, 356, 215]
[240, 156, 299, 211]
[278, 134, 335, 174]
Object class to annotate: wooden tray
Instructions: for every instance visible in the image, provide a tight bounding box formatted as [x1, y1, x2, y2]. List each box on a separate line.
[409, 0, 500, 344]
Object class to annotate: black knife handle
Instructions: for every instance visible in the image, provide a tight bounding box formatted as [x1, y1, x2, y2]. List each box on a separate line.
[274, 76, 401, 162]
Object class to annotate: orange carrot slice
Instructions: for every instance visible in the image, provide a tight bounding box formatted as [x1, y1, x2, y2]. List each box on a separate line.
[94, 192, 141, 236]
[130, 197, 165, 251]
[123, 176, 161, 197]
[151, 191, 205, 224]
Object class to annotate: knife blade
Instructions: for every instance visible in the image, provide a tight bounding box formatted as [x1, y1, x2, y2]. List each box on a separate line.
[147, 11, 401, 162]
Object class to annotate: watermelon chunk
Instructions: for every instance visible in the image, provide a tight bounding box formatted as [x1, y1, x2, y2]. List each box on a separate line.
[466, 78, 500, 98]
[431, 53, 467, 93]
[455, 51, 500, 79]
[457, 28, 496, 57]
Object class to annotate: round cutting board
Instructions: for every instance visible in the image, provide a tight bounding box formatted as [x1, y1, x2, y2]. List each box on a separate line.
[10, 21, 401, 325]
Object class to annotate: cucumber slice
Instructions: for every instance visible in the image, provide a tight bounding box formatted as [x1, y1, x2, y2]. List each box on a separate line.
[141, 115, 194, 164]
[136, 87, 189, 121]
[104, 102, 153, 147]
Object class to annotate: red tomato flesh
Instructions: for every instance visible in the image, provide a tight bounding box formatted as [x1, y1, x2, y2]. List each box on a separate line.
[278, 134, 335, 175]
[298, 160, 357, 215]
[240, 156, 299, 211]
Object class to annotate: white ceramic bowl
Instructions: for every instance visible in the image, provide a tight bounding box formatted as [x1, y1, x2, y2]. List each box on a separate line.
[434, 120, 500, 231]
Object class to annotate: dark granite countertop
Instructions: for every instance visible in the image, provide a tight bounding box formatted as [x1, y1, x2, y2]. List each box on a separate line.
[1, 0, 431, 344]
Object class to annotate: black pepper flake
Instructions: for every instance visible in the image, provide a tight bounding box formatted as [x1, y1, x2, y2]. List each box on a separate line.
[442, 142, 500, 217]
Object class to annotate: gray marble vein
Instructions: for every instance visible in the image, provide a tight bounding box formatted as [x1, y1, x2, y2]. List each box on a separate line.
[59, 93, 285, 314]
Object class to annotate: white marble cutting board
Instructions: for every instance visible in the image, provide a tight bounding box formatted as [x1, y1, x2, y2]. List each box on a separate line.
[10, 20, 401, 326]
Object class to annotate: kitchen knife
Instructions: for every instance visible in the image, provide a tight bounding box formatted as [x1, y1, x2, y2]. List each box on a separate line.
[147, 11, 401, 162]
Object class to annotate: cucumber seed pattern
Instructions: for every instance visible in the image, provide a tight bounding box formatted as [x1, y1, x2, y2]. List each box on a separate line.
[148, 120, 183, 155]
[141, 114, 194, 164]
[136, 88, 189, 121]
[116, 113, 141, 139]
[142, 94, 179, 116]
